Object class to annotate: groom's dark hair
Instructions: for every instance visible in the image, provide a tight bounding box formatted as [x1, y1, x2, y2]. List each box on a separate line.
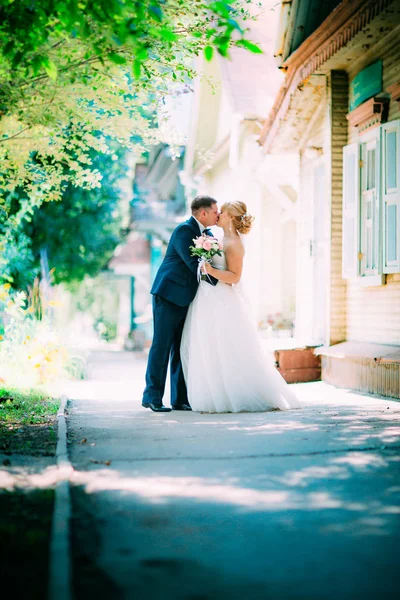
[191, 195, 217, 213]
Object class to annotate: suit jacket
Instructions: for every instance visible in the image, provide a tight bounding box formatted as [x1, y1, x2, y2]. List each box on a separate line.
[151, 216, 218, 307]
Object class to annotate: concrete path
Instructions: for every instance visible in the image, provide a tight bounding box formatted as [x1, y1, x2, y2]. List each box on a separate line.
[64, 350, 400, 600]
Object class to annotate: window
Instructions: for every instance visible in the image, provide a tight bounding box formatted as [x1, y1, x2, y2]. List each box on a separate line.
[342, 119, 400, 281]
[360, 130, 380, 276]
[382, 120, 400, 273]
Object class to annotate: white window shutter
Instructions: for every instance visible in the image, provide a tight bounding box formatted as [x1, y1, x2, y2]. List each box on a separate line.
[342, 143, 360, 279]
[359, 129, 381, 277]
[382, 120, 400, 274]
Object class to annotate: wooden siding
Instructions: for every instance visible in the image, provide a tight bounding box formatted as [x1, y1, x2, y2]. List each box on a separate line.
[328, 71, 348, 344]
[347, 24, 400, 125]
[322, 355, 400, 398]
[347, 33, 400, 345]
[308, 103, 326, 148]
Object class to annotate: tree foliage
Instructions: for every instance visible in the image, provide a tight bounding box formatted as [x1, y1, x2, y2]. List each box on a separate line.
[0, 230, 39, 290]
[1, 146, 130, 288]
[28, 150, 128, 285]
[0, 0, 264, 286]
[0, 1, 262, 202]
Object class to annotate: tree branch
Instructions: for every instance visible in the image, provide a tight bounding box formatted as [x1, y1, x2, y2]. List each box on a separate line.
[16, 54, 103, 89]
[0, 125, 32, 143]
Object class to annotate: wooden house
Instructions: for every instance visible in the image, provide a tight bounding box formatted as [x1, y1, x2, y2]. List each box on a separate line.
[260, 0, 400, 396]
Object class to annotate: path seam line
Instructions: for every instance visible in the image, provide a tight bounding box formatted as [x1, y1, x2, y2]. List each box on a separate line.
[78, 444, 400, 463]
[48, 395, 73, 600]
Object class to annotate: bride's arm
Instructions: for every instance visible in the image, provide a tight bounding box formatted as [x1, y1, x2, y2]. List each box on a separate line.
[203, 246, 244, 284]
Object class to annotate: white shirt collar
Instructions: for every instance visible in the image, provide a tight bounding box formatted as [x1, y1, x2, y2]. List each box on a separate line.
[193, 216, 206, 233]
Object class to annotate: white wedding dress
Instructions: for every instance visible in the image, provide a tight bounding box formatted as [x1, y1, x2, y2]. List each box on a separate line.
[180, 251, 302, 413]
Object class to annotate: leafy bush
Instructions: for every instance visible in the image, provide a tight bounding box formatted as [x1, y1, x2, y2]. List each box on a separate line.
[0, 282, 72, 387]
[94, 318, 117, 342]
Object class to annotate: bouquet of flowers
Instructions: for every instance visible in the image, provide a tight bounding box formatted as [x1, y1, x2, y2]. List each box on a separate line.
[189, 234, 223, 281]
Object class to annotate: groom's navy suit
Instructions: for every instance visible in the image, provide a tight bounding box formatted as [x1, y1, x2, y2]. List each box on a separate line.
[142, 216, 217, 408]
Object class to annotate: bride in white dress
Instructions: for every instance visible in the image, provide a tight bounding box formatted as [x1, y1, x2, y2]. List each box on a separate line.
[180, 200, 301, 413]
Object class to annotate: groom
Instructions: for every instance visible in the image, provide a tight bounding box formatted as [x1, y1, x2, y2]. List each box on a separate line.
[142, 195, 219, 412]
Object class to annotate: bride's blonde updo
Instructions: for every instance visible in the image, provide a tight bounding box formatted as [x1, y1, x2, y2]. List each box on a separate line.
[221, 201, 255, 234]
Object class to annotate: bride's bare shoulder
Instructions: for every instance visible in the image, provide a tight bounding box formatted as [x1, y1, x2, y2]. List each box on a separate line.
[224, 235, 245, 256]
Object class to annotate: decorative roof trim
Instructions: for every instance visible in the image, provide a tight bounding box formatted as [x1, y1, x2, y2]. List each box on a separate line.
[260, 0, 395, 150]
[283, 0, 392, 80]
[346, 97, 390, 131]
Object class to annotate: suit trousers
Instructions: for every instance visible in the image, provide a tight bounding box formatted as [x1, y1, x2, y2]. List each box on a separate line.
[142, 294, 189, 407]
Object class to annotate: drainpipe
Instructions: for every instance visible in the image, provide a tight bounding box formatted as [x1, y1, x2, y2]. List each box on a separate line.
[273, 0, 294, 67]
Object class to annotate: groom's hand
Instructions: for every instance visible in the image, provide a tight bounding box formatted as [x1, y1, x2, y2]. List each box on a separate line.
[202, 261, 218, 286]
[205, 275, 218, 286]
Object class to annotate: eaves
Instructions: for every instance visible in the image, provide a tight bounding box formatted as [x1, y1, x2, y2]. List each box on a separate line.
[259, 0, 396, 151]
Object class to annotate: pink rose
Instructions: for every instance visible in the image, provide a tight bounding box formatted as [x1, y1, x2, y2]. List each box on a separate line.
[194, 236, 204, 248]
[203, 239, 212, 251]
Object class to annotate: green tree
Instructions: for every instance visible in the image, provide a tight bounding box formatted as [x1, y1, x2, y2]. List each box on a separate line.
[0, 230, 39, 290]
[0, 1, 265, 285]
[1, 146, 130, 288]
[0, 1, 263, 206]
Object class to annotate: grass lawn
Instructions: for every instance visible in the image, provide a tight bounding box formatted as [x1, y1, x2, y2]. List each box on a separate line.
[0, 386, 60, 455]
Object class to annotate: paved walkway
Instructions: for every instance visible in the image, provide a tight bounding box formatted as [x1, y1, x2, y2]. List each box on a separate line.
[64, 350, 400, 599]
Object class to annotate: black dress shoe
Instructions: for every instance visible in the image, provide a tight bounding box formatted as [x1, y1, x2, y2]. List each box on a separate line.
[172, 404, 192, 411]
[142, 402, 172, 412]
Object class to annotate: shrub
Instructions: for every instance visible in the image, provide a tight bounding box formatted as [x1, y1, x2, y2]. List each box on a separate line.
[0, 282, 71, 387]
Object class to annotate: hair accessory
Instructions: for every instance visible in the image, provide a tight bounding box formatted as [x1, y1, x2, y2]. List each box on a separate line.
[241, 213, 249, 221]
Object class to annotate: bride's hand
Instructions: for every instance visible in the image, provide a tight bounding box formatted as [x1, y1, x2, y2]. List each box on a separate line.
[202, 261, 213, 274]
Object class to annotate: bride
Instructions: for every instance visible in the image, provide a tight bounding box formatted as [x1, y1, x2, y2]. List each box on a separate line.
[180, 200, 301, 413]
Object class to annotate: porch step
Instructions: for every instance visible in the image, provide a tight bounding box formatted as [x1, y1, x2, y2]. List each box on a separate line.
[274, 346, 321, 383]
[315, 341, 400, 399]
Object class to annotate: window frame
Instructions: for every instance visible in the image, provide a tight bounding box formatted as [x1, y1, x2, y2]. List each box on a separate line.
[342, 118, 400, 284]
[359, 126, 381, 278]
